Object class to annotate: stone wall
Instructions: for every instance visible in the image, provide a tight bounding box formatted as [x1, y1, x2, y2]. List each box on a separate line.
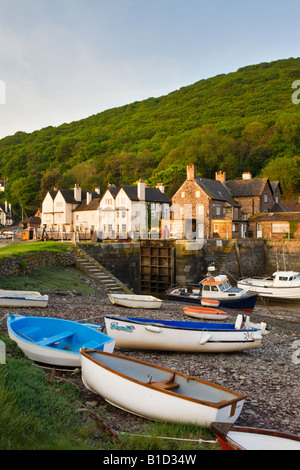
[265, 239, 300, 273]
[0, 252, 76, 278]
[79, 242, 140, 292]
[174, 239, 266, 285]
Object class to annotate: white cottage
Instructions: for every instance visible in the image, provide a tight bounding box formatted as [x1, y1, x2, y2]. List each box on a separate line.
[42, 185, 100, 232]
[98, 180, 171, 239]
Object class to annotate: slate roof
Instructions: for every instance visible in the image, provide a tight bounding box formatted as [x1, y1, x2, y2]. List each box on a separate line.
[119, 185, 171, 204]
[73, 198, 101, 212]
[195, 178, 239, 207]
[59, 189, 99, 204]
[225, 178, 271, 197]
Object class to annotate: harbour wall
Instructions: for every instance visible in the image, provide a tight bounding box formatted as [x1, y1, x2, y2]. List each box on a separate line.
[0, 251, 76, 278]
[80, 239, 300, 294]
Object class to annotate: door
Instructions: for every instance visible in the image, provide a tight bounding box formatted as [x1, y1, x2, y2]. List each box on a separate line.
[257, 223, 263, 238]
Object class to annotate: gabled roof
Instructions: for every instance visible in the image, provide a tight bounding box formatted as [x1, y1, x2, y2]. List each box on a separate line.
[195, 178, 239, 207]
[48, 190, 58, 199]
[225, 178, 271, 197]
[270, 181, 283, 195]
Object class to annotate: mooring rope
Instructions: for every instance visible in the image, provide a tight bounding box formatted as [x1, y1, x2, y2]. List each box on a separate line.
[119, 432, 217, 444]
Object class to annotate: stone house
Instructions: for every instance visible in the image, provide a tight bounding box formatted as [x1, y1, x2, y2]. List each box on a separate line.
[225, 172, 283, 218]
[170, 164, 246, 239]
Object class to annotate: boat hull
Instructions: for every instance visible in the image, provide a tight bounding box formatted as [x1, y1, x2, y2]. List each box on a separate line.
[210, 422, 300, 450]
[7, 315, 115, 367]
[237, 281, 300, 301]
[183, 306, 229, 320]
[81, 350, 246, 428]
[0, 290, 48, 307]
[104, 316, 262, 353]
[167, 289, 257, 313]
[108, 294, 162, 309]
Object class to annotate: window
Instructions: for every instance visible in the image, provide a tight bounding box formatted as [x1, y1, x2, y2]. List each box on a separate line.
[196, 191, 201, 198]
[216, 206, 221, 216]
[272, 223, 289, 234]
[226, 207, 232, 213]
[203, 285, 210, 291]
[181, 192, 185, 198]
[263, 194, 268, 203]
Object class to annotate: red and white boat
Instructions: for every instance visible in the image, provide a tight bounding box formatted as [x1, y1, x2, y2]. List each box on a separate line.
[210, 422, 300, 450]
[183, 306, 229, 321]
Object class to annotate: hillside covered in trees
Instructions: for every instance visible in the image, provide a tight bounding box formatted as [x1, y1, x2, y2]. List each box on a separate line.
[0, 57, 300, 215]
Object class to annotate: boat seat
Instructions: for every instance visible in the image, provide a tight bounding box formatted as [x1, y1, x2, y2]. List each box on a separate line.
[81, 339, 102, 350]
[150, 380, 180, 391]
[148, 371, 179, 391]
[37, 331, 75, 347]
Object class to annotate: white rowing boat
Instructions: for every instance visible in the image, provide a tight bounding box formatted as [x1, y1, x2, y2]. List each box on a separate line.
[81, 350, 246, 427]
[108, 293, 162, 309]
[0, 289, 48, 307]
[210, 422, 300, 450]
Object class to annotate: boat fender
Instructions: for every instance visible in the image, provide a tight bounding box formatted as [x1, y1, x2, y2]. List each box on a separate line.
[145, 325, 161, 333]
[244, 315, 250, 329]
[199, 333, 212, 345]
[235, 314, 244, 330]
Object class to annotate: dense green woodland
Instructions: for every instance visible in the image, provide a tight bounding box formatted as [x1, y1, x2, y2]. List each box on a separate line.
[1, 57, 300, 215]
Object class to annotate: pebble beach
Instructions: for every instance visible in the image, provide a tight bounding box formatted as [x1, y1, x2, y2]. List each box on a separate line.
[1, 272, 300, 438]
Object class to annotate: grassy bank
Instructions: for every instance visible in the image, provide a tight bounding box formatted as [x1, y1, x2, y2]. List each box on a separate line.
[0, 265, 93, 294]
[0, 241, 73, 260]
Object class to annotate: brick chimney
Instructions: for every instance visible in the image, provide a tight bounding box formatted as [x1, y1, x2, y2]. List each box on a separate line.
[242, 172, 252, 180]
[215, 171, 226, 183]
[187, 164, 197, 181]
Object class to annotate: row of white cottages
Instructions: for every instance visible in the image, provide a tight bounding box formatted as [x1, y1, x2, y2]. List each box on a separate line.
[41, 181, 171, 239]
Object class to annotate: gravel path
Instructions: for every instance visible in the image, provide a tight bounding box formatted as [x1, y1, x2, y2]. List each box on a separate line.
[1, 272, 299, 437]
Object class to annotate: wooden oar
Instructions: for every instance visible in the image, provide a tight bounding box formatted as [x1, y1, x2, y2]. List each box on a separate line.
[14, 330, 37, 343]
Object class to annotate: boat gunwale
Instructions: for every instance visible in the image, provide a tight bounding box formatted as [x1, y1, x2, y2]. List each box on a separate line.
[210, 422, 300, 450]
[80, 349, 246, 410]
[7, 315, 114, 353]
[104, 315, 260, 333]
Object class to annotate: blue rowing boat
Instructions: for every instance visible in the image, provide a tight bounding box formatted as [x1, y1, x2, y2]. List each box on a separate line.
[7, 314, 115, 367]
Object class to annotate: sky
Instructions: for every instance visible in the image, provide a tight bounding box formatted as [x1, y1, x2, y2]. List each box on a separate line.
[0, 0, 300, 139]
